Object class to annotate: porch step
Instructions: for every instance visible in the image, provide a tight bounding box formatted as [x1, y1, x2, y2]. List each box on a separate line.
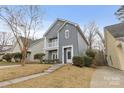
[44, 64, 64, 73]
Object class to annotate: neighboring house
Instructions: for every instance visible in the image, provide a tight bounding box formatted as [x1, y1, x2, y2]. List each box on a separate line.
[11, 36, 44, 62]
[0, 45, 13, 60]
[43, 18, 88, 64]
[104, 23, 124, 70]
[0, 45, 13, 53]
[28, 38, 44, 61]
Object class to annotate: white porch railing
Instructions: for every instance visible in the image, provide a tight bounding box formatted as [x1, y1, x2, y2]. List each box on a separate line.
[47, 41, 58, 48]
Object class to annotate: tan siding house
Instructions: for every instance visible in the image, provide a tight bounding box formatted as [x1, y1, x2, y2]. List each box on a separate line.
[104, 23, 124, 70]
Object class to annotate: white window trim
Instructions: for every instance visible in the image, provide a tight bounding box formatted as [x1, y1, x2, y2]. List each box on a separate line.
[65, 30, 69, 39]
[62, 45, 73, 64]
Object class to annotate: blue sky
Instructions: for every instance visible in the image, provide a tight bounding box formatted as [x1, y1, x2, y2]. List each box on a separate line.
[0, 5, 121, 37]
[42, 5, 120, 34]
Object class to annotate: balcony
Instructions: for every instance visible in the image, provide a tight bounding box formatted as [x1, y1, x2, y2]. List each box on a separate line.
[46, 41, 58, 50]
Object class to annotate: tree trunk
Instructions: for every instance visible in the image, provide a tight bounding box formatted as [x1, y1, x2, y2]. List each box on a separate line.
[21, 49, 27, 66]
[40, 58, 43, 63]
[89, 42, 92, 50]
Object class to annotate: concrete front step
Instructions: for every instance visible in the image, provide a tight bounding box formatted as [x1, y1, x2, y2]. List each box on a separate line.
[44, 65, 63, 73]
[49, 66, 62, 70]
[44, 70, 54, 73]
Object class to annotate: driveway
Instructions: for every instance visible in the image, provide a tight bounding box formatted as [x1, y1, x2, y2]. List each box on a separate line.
[90, 66, 124, 88]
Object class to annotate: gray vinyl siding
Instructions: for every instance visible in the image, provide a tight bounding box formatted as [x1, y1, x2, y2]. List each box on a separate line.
[58, 23, 79, 61]
[45, 20, 64, 39]
[77, 32, 88, 56]
[29, 39, 44, 61]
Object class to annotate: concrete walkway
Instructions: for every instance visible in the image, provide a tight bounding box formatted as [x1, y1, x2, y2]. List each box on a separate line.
[0, 64, 64, 87]
[90, 66, 124, 88]
[0, 65, 21, 69]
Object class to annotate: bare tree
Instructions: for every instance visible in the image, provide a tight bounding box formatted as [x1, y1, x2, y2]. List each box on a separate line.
[0, 6, 43, 66]
[93, 31, 105, 53]
[96, 31, 104, 46]
[0, 32, 14, 51]
[115, 5, 124, 22]
[82, 21, 98, 49]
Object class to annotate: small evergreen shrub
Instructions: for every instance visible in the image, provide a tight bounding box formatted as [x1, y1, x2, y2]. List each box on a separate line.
[43, 59, 60, 64]
[2, 53, 13, 62]
[86, 49, 96, 58]
[83, 55, 92, 67]
[73, 56, 84, 67]
[13, 52, 22, 62]
[34, 53, 45, 63]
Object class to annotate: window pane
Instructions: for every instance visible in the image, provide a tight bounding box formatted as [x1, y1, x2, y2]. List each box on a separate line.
[68, 51, 71, 59]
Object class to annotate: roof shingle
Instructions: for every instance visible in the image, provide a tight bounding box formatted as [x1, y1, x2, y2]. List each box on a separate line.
[104, 23, 124, 38]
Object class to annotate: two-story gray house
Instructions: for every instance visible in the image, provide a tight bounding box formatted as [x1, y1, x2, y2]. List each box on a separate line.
[43, 18, 88, 64]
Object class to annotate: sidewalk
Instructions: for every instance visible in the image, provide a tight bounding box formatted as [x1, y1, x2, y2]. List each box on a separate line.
[0, 65, 21, 69]
[0, 64, 64, 87]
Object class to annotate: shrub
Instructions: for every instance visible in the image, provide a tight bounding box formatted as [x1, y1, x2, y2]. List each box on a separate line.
[86, 49, 96, 58]
[13, 52, 22, 62]
[73, 56, 84, 67]
[83, 55, 92, 67]
[34, 53, 45, 63]
[2, 53, 13, 62]
[43, 59, 60, 64]
[0, 59, 2, 62]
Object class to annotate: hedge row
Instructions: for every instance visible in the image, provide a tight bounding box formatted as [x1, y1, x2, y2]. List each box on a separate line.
[34, 53, 45, 63]
[73, 49, 96, 67]
[2, 52, 22, 62]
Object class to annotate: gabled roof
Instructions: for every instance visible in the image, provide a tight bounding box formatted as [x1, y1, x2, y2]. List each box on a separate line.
[104, 23, 124, 38]
[43, 19, 65, 37]
[19, 36, 43, 47]
[0, 45, 12, 52]
[30, 38, 44, 47]
[19, 36, 34, 46]
[11, 36, 43, 51]
[116, 37, 124, 42]
[43, 18, 88, 45]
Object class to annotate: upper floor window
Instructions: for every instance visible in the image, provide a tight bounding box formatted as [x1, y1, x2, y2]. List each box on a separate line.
[65, 30, 69, 39]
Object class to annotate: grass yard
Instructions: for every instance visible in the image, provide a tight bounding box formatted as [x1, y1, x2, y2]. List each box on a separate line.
[0, 61, 19, 66]
[0, 64, 51, 82]
[7, 65, 95, 88]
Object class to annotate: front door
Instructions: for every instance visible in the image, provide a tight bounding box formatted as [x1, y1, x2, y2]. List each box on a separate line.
[66, 48, 72, 63]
